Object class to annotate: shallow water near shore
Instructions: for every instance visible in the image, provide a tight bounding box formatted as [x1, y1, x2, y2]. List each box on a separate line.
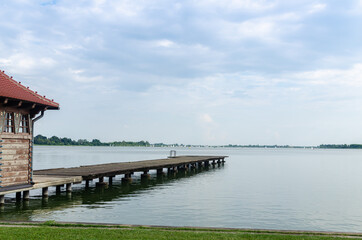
[1, 146, 362, 232]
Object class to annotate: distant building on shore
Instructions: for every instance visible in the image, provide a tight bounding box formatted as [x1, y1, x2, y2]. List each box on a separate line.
[0, 70, 59, 190]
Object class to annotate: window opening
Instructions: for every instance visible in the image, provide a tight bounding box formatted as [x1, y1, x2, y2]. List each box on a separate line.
[19, 114, 30, 133]
[4, 112, 15, 133]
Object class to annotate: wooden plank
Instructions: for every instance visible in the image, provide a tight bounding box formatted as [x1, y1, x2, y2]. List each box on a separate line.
[1, 170, 28, 178]
[1, 165, 29, 172]
[0, 175, 82, 194]
[34, 156, 227, 179]
[2, 143, 29, 149]
[1, 160, 29, 166]
[1, 149, 29, 155]
[1, 138, 30, 144]
[1, 155, 29, 161]
[1, 176, 28, 186]
[0, 134, 31, 140]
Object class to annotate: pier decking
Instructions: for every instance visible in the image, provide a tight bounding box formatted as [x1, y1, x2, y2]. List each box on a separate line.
[34, 156, 227, 179]
[0, 155, 226, 205]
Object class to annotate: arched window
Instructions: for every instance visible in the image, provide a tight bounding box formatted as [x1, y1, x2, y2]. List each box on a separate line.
[4, 112, 15, 133]
[19, 114, 30, 133]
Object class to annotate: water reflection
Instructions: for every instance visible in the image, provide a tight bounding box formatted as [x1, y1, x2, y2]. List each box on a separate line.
[0, 164, 224, 221]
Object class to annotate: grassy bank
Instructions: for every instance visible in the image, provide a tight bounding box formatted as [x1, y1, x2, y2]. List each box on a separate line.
[0, 222, 362, 240]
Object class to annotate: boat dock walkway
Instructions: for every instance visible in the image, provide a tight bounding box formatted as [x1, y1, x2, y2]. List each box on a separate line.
[0, 155, 227, 205]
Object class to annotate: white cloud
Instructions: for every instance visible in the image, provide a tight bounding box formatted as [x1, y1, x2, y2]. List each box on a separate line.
[226, 20, 275, 41]
[200, 113, 214, 123]
[195, 0, 276, 12]
[356, 0, 362, 8]
[55, 0, 153, 24]
[70, 69, 85, 75]
[155, 39, 176, 48]
[69, 68, 104, 83]
[216, 12, 301, 44]
[111, 1, 145, 17]
[350, 0, 362, 14]
[0, 54, 56, 72]
[308, 3, 327, 14]
[145, 62, 362, 113]
[294, 63, 362, 87]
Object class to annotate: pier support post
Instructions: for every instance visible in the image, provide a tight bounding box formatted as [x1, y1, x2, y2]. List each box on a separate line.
[198, 162, 203, 168]
[85, 180, 90, 188]
[23, 191, 30, 201]
[109, 176, 114, 185]
[0, 195, 4, 205]
[42, 187, 49, 197]
[168, 166, 178, 176]
[122, 173, 132, 183]
[96, 177, 108, 187]
[56, 185, 63, 194]
[221, 158, 225, 163]
[66, 183, 72, 193]
[156, 168, 164, 176]
[16, 192, 22, 202]
[141, 170, 150, 180]
[170, 166, 178, 173]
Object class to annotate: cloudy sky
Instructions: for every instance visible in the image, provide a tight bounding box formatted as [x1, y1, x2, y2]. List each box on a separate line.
[1, 0, 362, 145]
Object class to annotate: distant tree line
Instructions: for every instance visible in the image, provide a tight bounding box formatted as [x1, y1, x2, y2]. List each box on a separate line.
[34, 135, 362, 149]
[319, 144, 362, 149]
[223, 144, 293, 148]
[34, 135, 150, 147]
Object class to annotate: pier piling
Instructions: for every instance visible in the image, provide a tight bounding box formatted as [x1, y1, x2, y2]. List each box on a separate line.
[141, 170, 150, 180]
[109, 176, 114, 185]
[16, 192, 22, 202]
[23, 191, 30, 201]
[96, 177, 108, 187]
[66, 183, 72, 192]
[0, 195, 4, 205]
[122, 173, 132, 183]
[56, 185, 63, 194]
[156, 168, 164, 176]
[42, 187, 49, 197]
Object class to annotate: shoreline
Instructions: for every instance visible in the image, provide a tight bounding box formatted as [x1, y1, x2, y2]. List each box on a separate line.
[1, 221, 362, 238]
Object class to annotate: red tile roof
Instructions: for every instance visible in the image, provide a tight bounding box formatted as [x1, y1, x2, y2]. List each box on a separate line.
[0, 70, 59, 109]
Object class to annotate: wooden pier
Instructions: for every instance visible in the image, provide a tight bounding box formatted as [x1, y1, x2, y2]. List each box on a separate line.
[0, 155, 226, 205]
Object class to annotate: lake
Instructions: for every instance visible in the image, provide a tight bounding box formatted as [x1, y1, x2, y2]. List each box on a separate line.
[1, 146, 362, 232]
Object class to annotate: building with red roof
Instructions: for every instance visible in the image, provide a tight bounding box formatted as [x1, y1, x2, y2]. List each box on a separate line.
[0, 70, 59, 190]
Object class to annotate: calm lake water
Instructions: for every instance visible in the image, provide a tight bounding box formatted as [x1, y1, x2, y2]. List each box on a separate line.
[1, 146, 362, 232]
